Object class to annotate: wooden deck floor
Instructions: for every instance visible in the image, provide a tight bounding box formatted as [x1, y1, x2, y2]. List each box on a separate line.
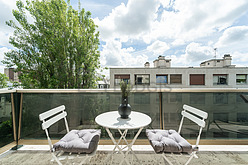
[1, 150, 248, 165]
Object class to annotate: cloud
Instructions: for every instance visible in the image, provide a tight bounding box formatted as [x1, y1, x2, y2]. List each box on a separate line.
[0, 0, 17, 47]
[232, 52, 248, 65]
[229, 52, 248, 67]
[149, 0, 248, 41]
[100, 39, 148, 67]
[95, 0, 248, 70]
[114, 0, 160, 35]
[147, 40, 169, 55]
[0, 0, 16, 31]
[0, 47, 11, 73]
[215, 26, 248, 48]
[0, 31, 13, 48]
[175, 42, 214, 66]
[171, 39, 185, 47]
[95, 0, 160, 41]
[158, 0, 170, 8]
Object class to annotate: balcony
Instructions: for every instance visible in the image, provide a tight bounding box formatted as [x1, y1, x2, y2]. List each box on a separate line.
[1, 88, 248, 164]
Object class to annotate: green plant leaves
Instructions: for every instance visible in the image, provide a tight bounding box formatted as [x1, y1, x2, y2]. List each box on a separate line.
[3, 0, 101, 89]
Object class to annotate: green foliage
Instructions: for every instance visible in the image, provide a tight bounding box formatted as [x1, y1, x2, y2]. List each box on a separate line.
[3, 0, 100, 89]
[0, 120, 12, 135]
[0, 119, 13, 147]
[120, 80, 132, 98]
[0, 73, 9, 88]
[8, 81, 22, 89]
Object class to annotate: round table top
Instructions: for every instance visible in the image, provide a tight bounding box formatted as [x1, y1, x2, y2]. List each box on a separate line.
[95, 111, 152, 130]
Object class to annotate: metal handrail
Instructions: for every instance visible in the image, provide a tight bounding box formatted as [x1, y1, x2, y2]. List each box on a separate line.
[15, 88, 248, 93]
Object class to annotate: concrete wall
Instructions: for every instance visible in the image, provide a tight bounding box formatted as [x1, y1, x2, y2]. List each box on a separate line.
[110, 67, 248, 88]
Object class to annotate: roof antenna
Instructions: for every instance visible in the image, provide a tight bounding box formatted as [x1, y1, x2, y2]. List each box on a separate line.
[214, 48, 217, 66]
[214, 48, 217, 59]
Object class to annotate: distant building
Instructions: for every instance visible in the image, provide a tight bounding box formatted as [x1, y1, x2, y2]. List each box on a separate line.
[200, 54, 234, 67]
[110, 55, 248, 88]
[97, 78, 110, 89]
[4, 68, 21, 82]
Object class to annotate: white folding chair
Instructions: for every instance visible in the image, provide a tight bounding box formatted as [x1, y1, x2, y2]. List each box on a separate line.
[146, 104, 208, 165]
[39, 105, 101, 165]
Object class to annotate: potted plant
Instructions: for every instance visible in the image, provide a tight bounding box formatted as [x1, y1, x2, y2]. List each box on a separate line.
[118, 80, 132, 119]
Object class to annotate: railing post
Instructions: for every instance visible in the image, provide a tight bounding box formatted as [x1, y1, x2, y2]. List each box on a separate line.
[159, 92, 164, 130]
[11, 92, 23, 150]
[11, 93, 17, 143]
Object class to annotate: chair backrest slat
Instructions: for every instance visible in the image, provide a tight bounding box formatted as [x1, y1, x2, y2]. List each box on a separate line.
[39, 105, 65, 121]
[181, 111, 205, 127]
[183, 104, 208, 119]
[41, 111, 67, 130]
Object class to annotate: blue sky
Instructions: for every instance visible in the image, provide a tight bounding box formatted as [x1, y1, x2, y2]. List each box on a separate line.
[1, 0, 248, 77]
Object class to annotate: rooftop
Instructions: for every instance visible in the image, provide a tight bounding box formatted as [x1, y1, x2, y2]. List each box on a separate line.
[1, 89, 248, 164]
[1, 145, 248, 164]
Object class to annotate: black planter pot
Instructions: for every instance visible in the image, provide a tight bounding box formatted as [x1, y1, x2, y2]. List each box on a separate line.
[118, 98, 131, 119]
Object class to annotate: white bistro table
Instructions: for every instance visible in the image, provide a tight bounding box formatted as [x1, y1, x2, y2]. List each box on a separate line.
[95, 111, 151, 165]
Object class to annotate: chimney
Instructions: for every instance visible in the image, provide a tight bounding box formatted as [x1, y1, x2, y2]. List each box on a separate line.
[144, 62, 150, 68]
[153, 56, 171, 68]
[223, 54, 232, 66]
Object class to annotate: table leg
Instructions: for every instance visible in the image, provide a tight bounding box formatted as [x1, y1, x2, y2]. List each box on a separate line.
[113, 129, 128, 152]
[104, 129, 128, 162]
[105, 128, 130, 165]
[119, 127, 143, 165]
[118, 129, 138, 161]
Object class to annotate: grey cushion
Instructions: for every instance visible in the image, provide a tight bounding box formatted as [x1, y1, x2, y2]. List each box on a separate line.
[53, 129, 101, 154]
[146, 129, 192, 153]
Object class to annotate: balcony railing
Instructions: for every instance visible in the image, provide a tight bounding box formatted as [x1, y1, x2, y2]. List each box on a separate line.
[1, 88, 248, 149]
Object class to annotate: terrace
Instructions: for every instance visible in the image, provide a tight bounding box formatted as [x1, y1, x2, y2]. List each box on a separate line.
[0, 88, 248, 164]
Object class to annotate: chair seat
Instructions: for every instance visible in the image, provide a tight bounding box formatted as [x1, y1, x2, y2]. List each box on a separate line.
[53, 129, 101, 154]
[146, 129, 192, 154]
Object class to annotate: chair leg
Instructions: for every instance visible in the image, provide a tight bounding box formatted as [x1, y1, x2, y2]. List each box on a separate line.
[185, 151, 197, 165]
[79, 154, 89, 165]
[162, 153, 173, 165]
[51, 152, 62, 165]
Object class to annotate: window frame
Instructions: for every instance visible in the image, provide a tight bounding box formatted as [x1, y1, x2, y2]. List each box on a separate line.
[236, 74, 247, 85]
[213, 74, 228, 85]
[156, 74, 168, 85]
[114, 74, 130, 86]
[170, 74, 182, 84]
[190, 74, 205, 85]
[134, 74, 150, 85]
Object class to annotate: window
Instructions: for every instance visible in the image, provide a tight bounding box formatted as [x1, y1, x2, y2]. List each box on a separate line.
[169, 93, 182, 103]
[190, 93, 205, 104]
[213, 74, 228, 85]
[213, 93, 228, 104]
[236, 74, 247, 84]
[237, 113, 248, 122]
[190, 74, 205, 85]
[134, 93, 150, 104]
[213, 113, 228, 122]
[114, 74, 130, 85]
[170, 74, 182, 84]
[135, 74, 150, 85]
[156, 75, 168, 84]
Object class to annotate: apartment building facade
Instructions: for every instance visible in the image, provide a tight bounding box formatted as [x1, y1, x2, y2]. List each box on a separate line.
[4, 68, 21, 82]
[110, 55, 248, 88]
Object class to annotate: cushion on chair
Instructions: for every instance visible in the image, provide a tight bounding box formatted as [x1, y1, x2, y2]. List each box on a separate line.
[53, 129, 101, 154]
[146, 129, 192, 154]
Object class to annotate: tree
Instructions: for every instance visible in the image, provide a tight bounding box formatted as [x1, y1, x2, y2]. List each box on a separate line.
[0, 73, 9, 88]
[3, 0, 100, 89]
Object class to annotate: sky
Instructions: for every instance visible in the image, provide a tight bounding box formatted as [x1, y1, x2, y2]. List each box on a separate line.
[1, 0, 248, 78]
